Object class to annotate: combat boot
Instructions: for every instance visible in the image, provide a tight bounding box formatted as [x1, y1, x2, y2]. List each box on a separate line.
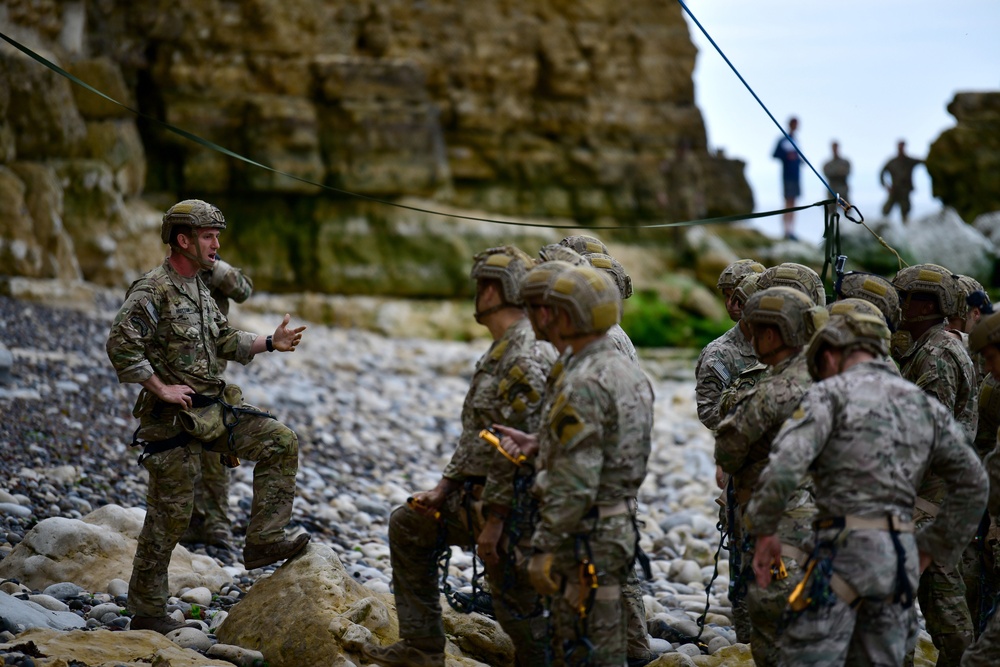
[243, 533, 310, 569]
[361, 636, 446, 667]
[130, 615, 202, 634]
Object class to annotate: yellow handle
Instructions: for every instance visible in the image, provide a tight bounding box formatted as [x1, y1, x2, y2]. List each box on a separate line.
[479, 429, 527, 466]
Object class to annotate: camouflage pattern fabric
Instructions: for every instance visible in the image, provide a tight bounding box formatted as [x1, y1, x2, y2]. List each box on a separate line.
[746, 360, 988, 667]
[107, 259, 296, 618]
[896, 322, 979, 662]
[719, 361, 768, 419]
[447, 318, 556, 505]
[694, 323, 756, 430]
[964, 443, 1000, 665]
[607, 323, 640, 367]
[532, 336, 654, 667]
[189, 260, 255, 542]
[714, 352, 815, 666]
[394, 316, 554, 666]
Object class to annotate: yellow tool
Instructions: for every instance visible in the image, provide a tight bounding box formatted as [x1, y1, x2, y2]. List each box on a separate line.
[788, 559, 817, 612]
[479, 428, 527, 466]
[406, 496, 441, 521]
[577, 559, 599, 617]
[771, 557, 789, 581]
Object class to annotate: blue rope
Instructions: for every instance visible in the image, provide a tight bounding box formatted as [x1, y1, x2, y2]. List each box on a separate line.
[676, 0, 844, 209]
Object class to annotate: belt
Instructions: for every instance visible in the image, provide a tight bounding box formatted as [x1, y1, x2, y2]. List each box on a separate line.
[813, 514, 915, 533]
[781, 542, 861, 607]
[584, 499, 632, 520]
[913, 498, 940, 518]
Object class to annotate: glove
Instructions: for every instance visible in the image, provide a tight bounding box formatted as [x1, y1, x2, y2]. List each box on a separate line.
[528, 552, 561, 595]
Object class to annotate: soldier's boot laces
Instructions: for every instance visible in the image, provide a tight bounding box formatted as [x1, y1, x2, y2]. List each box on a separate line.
[130, 615, 202, 634]
[243, 533, 310, 570]
[361, 636, 446, 667]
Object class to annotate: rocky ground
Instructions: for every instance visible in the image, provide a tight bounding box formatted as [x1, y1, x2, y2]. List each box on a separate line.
[0, 293, 937, 667]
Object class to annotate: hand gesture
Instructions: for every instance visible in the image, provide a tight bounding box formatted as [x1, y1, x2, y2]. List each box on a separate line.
[272, 313, 306, 352]
[752, 534, 783, 589]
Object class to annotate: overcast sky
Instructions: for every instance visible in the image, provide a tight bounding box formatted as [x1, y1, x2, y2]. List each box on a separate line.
[684, 0, 1000, 244]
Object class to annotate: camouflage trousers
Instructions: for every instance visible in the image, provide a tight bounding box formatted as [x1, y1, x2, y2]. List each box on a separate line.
[189, 448, 231, 538]
[779, 594, 918, 666]
[916, 560, 973, 666]
[623, 568, 652, 661]
[960, 532, 999, 639]
[744, 556, 806, 667]
[128, 412, 298, 618]
[548, 514, 634, 667]
[388, 489, 548, 667]
[962, 605, 1000, 666]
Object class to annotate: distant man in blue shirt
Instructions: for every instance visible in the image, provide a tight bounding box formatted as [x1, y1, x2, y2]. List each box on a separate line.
[773, 117, 801, 241]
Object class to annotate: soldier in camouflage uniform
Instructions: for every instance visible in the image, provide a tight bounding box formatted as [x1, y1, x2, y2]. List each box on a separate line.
[695, 259, 766, 431]
[962, 310, 1000, 665]
[715, 286, 827, 667]
[892, 263, 979, 666]
[495, 264, 654, 667]
[747, 310, 988, 667]
[106, 200, 308, 635]
[181, 258, 255, 550]
[363, 246, 555, 667]
[537, 244, 656, 665]
[718, 272, 768, 418]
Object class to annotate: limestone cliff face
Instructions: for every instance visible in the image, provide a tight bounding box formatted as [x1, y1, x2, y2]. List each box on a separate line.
[0, 0, 754, 294]
[927, 92, 1000, 223]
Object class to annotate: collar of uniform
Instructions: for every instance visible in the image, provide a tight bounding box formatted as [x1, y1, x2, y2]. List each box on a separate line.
[162, 257, 203, 306]
[564, 334, 615, 370]
[769, 349, 804, 376]
[903, 321, 948, 359]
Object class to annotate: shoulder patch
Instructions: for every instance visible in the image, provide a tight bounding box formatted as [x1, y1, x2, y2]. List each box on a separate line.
[709, 359, 731, 384]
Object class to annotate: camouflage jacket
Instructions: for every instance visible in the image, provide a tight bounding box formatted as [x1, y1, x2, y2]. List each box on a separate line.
[695, 323, 757, 430]
[747, 360, 987, 574]
[897, 323, 979, 505]
[608, 323, 640, 367]
[715, 352, 812, 501]
[200, 258, 254, 317]
[976, 375, 1000, 459]
[531, 336, 654, 554]
[442, 317, 556, 509]
[107, 259, 257, 395]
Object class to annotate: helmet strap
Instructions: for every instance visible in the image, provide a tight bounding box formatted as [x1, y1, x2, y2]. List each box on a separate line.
[474, 302, 516, 324]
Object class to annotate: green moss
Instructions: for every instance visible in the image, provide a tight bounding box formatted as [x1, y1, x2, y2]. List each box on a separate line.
[622, 290, 731, 349]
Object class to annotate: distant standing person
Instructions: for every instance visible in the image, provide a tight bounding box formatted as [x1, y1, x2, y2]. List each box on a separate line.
[772, 117, 802, 241]
[880, 140, 924, 223]
[822, 141, 851, 216]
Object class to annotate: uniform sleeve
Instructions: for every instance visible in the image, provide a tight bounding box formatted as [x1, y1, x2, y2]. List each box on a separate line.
[482, 346, 553, 508]
[715, 384, 776, 474]
[209, 259, 254, 303]
[106, 285, 159, 384]
[916, 402, 989, 565]
[913, 352, 960, 415]
[211, 301, 257, 365]
[695, 343, 728, 430]
[985, 442, 1000, 517]
[745, 388, 834, 535]
[532, 384, 606, 553]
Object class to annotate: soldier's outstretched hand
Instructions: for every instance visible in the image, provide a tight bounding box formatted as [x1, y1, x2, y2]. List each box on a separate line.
[272, 313, 306, 352]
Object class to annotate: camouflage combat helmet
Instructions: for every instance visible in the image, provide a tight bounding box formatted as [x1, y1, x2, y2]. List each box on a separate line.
[969, 310, 1000, 354]
[951, 275, 986, 320]
[742, 286, 827, 348]
[470, 245, 535, 306]
[559, 235, 609, 256]
[828, 297, 889, 323]
[545, 265, 621, 336]
[733, 272, 764, 308]
[538, 243, 589, 266]
[585, 253, 633, 300]
[160, 199, 226, 245]
[717, 259, 766, 292]
[835, 272, 902, 331]
[521, 260, 577, 304]
[806, 311, 891, 380]
[757, 262, 827, 306]
[892, 263, 957, 318]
